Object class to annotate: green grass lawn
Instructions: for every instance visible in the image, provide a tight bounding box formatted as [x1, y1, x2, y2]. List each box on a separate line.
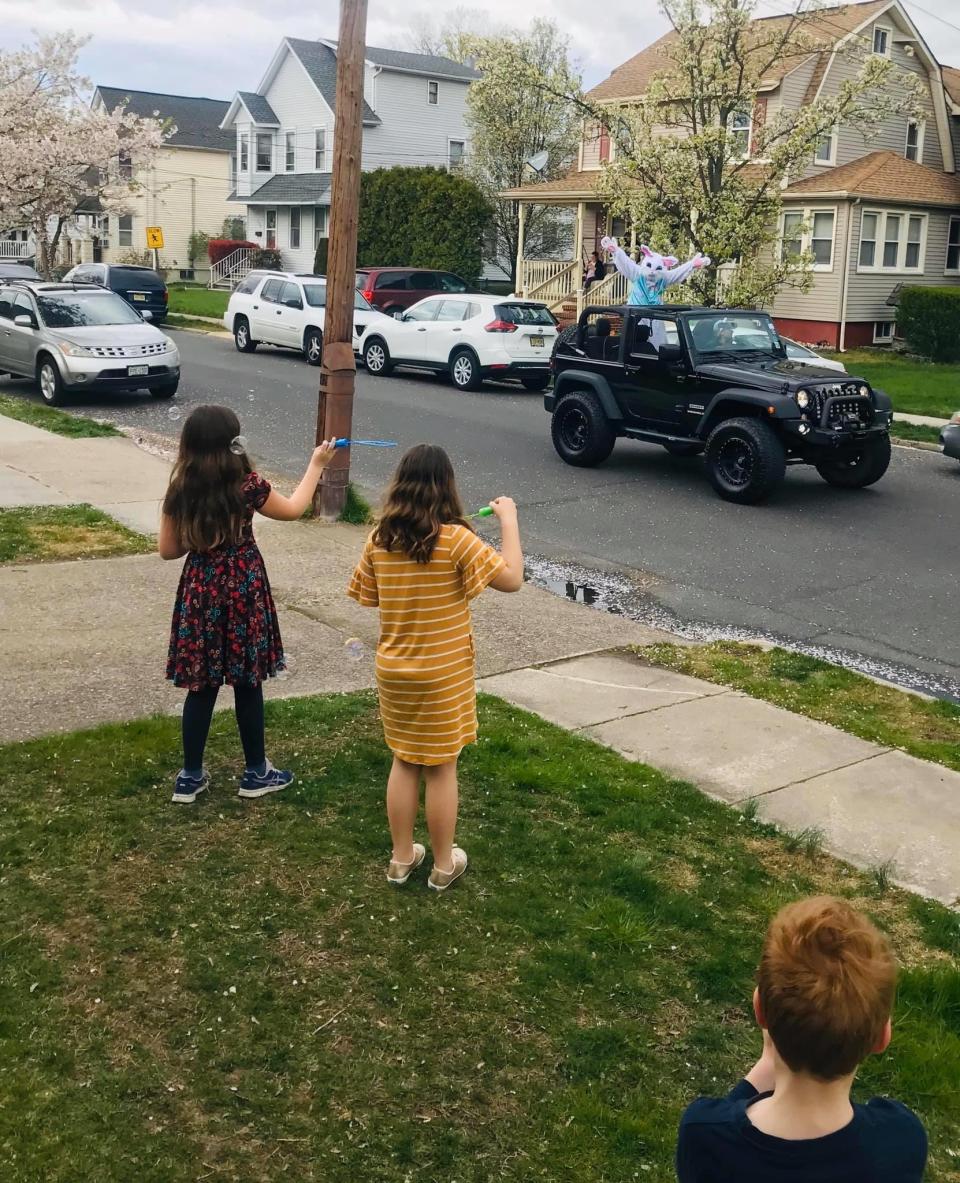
[0, 505, 152, 564]
[641, 643, 960, 774]
[824, 349, 960, 420]
[167, 285, 229, 319]
[890, 421, 945, 446]
[2, 693, 958, 1181]
[166, 315, 226, 334]
[0, 393, 119, 438]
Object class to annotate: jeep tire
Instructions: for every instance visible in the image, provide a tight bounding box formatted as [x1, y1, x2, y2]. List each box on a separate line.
[705, 416, 786, 503]
[815, 435, 891, 489]
[551, 390, 616, 467]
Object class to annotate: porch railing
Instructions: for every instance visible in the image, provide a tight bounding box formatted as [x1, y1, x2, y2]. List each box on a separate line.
[208, 246, 257, 290]
[523, 259, 581, 310]
[585, 268, 630, 308]
[0, 240, 32, 259]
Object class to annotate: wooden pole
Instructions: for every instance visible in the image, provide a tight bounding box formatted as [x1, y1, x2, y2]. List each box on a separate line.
[314, 0, 367, 519]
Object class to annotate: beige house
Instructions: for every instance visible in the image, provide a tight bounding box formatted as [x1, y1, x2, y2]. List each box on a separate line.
[506, 0, 960, 348]
[81, 89, 237, 283]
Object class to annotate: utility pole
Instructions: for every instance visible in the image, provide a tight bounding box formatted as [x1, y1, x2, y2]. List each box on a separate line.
[314, 0, 367, 519]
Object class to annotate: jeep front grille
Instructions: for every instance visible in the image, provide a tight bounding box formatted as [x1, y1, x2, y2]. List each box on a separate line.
[812, 382, 872, 429]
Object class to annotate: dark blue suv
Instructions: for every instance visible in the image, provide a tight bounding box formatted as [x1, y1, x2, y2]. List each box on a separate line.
[62, 262, 169, 322]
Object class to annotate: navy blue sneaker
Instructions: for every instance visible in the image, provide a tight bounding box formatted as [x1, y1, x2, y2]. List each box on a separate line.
[172, 770, 209, 804]
[238, 759, 294, 799]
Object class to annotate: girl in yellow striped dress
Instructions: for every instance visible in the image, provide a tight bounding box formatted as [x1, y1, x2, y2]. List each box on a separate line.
[348, 444, 524, 891]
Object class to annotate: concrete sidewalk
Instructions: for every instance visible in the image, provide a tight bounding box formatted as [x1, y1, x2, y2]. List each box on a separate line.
[2, 411, 958, 906]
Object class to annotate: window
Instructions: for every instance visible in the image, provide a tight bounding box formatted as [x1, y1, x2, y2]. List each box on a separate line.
[285, 132, 296, 172]
[118, 150, 132, 180]
[256, 133, 273, 172]
[859, 209, 926, 272]
[872, 24, 890, 56]
[728, 110, 751, 159]
[946, 216, 960, 272]
[873, 321, 894, 342]
[438, 272, 468, 292]
[280, 281, 302, 309]
[261, 278, 284, 303]
[427, 80, 439, 105]
[448, 139, 465, 170]
[437, 299, 469, 321]
[314, 128, 326, 170]
[780, 208, 834, 268]
[118, 214, 133, 247]
[598, 124, 611, 163]
[814, 128, 837, 165]
[289, 206, 300, 249]
[265, 208, 277, 248]
[239, 134, 249, 172]
[405, 299, 442, 320]
[904, 120, 923, 163]
[314, 206, 329, 246]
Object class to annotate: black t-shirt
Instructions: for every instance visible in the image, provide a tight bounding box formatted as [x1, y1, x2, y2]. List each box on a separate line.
[676, 1079, 927, 1182]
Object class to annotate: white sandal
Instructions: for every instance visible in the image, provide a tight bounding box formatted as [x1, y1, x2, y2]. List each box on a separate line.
[387, 843, 426, 886]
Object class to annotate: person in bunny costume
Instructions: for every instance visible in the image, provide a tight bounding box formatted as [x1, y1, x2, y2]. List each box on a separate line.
[600, 237, 710, 307]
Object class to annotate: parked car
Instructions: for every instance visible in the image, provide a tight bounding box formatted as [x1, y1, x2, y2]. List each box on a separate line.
[361, 295, 557, 391]
[548, 304, 893, 504]
[224, 271, 388, 365]
[0, 281, 180, 405]
[355, 267, 470, 318]
[62, 262, 169, 322]
[782, 336, 847, 373]
[941, 411, 960, 463]
[0, 262, 42, 282]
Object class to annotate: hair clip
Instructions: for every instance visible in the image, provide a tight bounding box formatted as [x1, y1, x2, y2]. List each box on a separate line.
[229, 435, 247, 456]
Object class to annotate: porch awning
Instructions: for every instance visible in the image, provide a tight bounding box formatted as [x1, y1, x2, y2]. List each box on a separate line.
[231, 173, 333, 205]
[500, 169, 608, 203]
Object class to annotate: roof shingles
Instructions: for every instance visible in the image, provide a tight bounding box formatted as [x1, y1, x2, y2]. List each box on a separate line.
[238, 91, 279, 125]
[285, 40, 381, 125]
[95, 87, 233, 151]
[783, 150, 960, 206]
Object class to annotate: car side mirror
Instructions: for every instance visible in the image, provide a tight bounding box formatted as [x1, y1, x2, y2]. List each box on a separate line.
[658, 344, 684, 364]
[141, 309, 153, 321]
[13, 314, 35, 329]
[285, 299, 302, 309]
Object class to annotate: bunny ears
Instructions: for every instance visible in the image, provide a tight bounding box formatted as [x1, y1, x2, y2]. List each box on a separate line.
[640, 244, 679, 267]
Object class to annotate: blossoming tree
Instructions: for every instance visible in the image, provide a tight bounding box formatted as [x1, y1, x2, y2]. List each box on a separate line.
[0, 34, 169, 276]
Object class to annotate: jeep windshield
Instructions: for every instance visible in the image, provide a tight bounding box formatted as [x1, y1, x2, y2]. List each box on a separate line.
[688, 314, 785, 361]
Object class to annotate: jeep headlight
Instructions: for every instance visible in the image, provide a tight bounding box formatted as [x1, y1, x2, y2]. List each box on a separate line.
[858, 384, 869, 398]
[58, 342, 96, 358]
[796, 388, 811, 409]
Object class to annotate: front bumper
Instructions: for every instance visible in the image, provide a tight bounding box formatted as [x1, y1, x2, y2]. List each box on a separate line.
[60, 348, 181, 391]
[781, 406, 891, 449]
[941, 423, 960, 460]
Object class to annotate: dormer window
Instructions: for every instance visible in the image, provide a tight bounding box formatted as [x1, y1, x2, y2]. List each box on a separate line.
[239, 133, 249, 172]
[285, 131, 296, 172]
[256, 132, 273, 172]
[904, 120, 923, 162]
[814, 127, 837, 166]
[872, 24, 891, 56]
[728, 110, 751, 159]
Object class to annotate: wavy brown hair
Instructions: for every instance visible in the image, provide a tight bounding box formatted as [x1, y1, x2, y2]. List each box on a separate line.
[373, 444, 472, 563]
[162, 405, 252, 551]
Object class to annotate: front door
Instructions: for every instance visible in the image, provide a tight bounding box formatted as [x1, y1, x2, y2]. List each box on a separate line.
[252, 277, 284, 342]
[612, 315, 691, 432]
[274, 280, 303, 347]
[426, 298, 471, 363]
[6, 293, 40, 375]
[264, 209, 277, 250]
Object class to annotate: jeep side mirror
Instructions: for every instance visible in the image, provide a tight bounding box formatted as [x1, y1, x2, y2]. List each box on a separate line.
[658, 344, 684, 364]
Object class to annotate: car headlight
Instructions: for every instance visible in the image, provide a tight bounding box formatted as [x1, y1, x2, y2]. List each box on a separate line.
[58, 342, 97, 358]
[162, 336, 177, 352]
[858, 384, 869, 398]
[796, 388, 810, 409]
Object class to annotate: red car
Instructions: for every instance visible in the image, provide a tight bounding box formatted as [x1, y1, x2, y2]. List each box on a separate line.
[355, 267, 469, 318]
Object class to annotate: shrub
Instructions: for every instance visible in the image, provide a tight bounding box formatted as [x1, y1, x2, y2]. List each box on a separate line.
[220, 216, 247, 240]
[314, 236, 329, 276]
[188, 231, 211, 265]
[249, 247, 283, 271]
[356, 167, 491, 285]
[207, 238, 257, 265]
[897, 286, 960, 363]
[115, 248, 168, 278]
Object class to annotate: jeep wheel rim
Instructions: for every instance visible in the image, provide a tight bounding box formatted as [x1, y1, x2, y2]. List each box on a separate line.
[453, 356, 473, 386]
[237, 324, 248, 348]
[560, 407, 590, 452]
[717, 437, 754, 486]
[40, 365, 57, 401]
[307, 334, 321, 361]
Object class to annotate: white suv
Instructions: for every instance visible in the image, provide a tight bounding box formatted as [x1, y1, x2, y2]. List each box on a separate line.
[224, 272, 388, 366]
[360, 293, 557, 391]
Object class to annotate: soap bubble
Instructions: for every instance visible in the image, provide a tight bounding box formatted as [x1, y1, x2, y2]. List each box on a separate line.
[229, 434, 247, 456]
[248, 392, 256, 402]
[167, 406, 182, 421]
[344, 637, 364, 662]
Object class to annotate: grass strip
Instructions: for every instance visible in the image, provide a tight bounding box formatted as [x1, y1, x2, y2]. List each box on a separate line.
[0, 504, 153, 563]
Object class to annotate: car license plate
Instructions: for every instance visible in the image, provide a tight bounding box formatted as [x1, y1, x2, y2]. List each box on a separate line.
[128, 365, 149, 376]
[132, 293, 147, 302]
[530, 335, 545, 348]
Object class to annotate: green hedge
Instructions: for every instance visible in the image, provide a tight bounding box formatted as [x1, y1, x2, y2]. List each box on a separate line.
[897, 286, 960, 363]
[354, 167, 491, 285]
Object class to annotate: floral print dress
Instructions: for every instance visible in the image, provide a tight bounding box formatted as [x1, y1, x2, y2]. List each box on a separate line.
[166, 473, 284, 691]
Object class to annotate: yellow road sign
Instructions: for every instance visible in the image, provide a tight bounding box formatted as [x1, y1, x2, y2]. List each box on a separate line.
[145, 226, 164, 250]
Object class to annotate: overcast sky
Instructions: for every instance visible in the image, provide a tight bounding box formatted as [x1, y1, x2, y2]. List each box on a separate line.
[1, 0, 958, 99]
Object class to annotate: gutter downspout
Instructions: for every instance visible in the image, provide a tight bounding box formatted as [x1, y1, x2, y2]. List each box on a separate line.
[837, 197, 858, 352]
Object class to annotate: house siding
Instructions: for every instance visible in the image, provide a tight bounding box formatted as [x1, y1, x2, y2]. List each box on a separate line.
[360, 70, 470, 172]
[770, 201, 849, 322]
[260, 51, 333, 175]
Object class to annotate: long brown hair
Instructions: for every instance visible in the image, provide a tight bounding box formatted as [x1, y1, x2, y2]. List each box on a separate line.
[162, 405, 252, 551]
[373, 444, 471, 563]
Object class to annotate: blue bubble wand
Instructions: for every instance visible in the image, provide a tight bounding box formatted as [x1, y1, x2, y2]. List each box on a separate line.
[334, 437, 398, 449]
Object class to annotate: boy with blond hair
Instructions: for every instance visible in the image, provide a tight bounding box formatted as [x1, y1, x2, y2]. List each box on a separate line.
[676, 896, 927, 1181]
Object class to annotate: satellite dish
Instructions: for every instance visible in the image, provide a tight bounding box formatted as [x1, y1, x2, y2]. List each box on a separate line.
[526, 150, 549, 175]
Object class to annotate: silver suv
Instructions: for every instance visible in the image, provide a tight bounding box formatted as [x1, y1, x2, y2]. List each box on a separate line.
[0, 281, 180, 405]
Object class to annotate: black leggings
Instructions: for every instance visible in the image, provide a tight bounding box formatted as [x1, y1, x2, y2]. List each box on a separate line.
[182, 684, 265, 773]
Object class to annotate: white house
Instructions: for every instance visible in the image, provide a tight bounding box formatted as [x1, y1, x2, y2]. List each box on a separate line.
[221, 40, 480, 276]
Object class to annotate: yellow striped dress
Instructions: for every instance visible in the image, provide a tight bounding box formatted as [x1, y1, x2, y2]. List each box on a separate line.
[348, 524, 505, 765]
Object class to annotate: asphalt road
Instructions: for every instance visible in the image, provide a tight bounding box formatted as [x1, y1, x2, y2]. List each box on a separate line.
[3, 326, 958, 693]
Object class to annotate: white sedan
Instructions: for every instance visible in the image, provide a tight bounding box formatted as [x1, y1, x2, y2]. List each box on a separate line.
[360, 293, 557, 391]
[782, 336, 847, 373]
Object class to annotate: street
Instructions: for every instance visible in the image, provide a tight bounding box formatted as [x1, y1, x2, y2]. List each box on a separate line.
[3, 325, 958, 693]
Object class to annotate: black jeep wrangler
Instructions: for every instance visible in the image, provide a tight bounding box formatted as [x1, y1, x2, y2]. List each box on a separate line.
[547, 305, 893, 503]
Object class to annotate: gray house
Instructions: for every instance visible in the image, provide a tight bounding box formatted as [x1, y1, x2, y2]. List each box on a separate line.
[220, 39, 479, 279]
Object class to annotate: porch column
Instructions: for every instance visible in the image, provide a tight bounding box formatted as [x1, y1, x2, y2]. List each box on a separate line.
[575, 201, 585, 267]
[516, 201, 526, 297]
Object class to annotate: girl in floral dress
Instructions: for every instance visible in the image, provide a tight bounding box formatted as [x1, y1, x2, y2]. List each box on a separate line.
[159, 404, 334, 803]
